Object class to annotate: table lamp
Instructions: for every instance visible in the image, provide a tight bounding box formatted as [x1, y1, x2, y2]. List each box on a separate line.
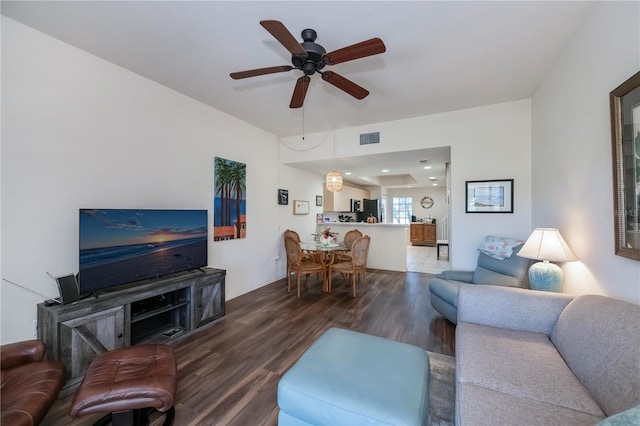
[517, 228, 577, 292]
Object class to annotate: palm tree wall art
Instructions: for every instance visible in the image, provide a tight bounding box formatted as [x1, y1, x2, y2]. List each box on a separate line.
[214, 157, 246, 241]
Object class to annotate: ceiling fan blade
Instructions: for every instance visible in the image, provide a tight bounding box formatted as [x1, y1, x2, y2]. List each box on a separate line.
[290, 76, 311, 108]
[230, 65, 293, 80]
[321, 71, 369, 100]
[260, 20, 308, 58]
[323, 38, 386, 65]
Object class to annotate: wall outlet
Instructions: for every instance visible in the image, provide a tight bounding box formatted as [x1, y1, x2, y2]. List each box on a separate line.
[32, 319, 38, 337]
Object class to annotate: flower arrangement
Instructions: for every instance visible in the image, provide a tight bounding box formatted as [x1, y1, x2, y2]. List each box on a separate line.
[321, 227, 337, 244]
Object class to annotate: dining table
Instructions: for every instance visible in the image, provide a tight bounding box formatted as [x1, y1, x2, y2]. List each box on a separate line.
[301, 241, 348, 292]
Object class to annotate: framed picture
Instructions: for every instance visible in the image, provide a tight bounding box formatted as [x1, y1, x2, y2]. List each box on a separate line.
[278, 189, 288, 205]
[610, 70, 640, 261]
[316, 195, 323, 206]
[465, 179, 514, 213]
[293, 200, 309, 215]
[214, 157, 247, 240]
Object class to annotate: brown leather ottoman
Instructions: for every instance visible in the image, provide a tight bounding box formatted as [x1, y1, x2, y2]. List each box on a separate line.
[70, 344, 177, 426]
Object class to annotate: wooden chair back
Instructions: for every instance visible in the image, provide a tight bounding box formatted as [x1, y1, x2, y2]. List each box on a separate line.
[350, 235, 371, 267]
[283, 236, 324, 298]
[329, 235, 370, 297]
[284, 236, 303, 267]
[284, 229, 301, 243]
[344, 229, 363, 250]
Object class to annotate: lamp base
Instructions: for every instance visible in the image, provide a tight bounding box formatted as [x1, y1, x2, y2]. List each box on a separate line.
[528, 261, 563, 292]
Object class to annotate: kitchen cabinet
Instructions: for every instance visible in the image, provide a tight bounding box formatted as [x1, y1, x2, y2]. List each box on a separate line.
[410, 223, 436, 246]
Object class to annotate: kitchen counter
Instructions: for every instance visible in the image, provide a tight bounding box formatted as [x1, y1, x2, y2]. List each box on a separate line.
[315, 223, 408, 271]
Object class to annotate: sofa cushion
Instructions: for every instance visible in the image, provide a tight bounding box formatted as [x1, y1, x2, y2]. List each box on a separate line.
[550, 295, 640, 417]
[457, 383, 604, 426]
[472, 266, 522, 287]
[457, 322, 604, 417]
[472, 244, 529, 287]
[457, 285, 574, 335]
[1, 360, 66, 426]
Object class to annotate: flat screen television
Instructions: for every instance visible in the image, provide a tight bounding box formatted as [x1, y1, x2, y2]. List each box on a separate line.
[79, 209, 208, 294]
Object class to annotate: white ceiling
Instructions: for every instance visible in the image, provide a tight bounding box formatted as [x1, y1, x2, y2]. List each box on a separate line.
[1, 1, 594, 188]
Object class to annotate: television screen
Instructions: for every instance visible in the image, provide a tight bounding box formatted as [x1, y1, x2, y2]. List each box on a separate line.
[79, 209, 208, 294]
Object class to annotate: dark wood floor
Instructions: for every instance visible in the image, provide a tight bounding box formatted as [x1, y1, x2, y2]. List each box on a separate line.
[42, 270, 455, 426]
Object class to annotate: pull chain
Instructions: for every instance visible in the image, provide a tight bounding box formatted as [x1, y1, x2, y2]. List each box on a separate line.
[302, 103, 305, 140]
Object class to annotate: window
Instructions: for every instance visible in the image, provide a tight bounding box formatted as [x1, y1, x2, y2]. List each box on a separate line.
[391, 197, 412, 224]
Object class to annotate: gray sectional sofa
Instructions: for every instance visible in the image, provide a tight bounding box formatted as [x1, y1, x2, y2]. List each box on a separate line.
[455, 285, 640, 425]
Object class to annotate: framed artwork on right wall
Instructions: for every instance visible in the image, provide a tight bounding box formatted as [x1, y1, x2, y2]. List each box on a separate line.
[465, 179, 514, 213]
[610, 70, 640, 261]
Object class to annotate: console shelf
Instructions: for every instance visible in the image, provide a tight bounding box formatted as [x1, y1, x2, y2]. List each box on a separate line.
[38, 267, 225, 393]
[131, 300, 189, 323]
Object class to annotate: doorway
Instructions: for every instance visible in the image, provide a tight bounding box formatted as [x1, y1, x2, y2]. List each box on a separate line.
[407, 244, 450, 274]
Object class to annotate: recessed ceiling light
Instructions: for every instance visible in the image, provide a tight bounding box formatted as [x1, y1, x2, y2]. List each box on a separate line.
[423, 166, 432, 169]
[432, 183, 438, 186]
[345, 172, 352, 175]
[382, 169, 390, 173]
[429, 177, 437, 180]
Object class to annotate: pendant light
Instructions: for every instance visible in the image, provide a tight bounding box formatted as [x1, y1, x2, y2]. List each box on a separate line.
[326, 170, 343, 192]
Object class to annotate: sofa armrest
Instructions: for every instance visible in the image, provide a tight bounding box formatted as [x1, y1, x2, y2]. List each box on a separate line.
[436, 270, 474, 282]
[457, 285, 575, 335]
[1, 339, 46, 370]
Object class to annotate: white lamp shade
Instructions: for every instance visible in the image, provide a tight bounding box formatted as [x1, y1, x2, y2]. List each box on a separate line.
[326, 171, 343, 192]
[517, 228, 577, 262]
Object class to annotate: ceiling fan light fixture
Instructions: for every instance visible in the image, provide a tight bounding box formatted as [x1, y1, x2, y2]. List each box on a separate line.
[326, 170, 343, 192]
[302, 61, 317, 75]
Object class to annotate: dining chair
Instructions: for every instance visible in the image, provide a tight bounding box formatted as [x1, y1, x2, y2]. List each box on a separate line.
[344, 229, 363, 249]
[284, 229, 322, 263]
[284, 236, 325, 298]
[329, 235, 370, 297]
[337, 229, 363, 262]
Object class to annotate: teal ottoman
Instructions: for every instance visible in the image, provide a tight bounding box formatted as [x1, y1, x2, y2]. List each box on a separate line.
[278, 328, 430, 425]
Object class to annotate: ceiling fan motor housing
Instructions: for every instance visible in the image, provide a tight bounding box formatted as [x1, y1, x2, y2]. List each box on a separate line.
[293, 28, 326, 75]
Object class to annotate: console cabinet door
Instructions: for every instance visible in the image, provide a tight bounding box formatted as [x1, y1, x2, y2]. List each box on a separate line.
[59, 305, 126, 386]
[410, 223, 436, 246]
[410, 224, 424, 243]
[424, 224, 436, 245]
[193, 278, 225, 329]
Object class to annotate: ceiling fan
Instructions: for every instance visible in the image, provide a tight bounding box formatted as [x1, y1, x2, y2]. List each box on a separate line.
[230, 20, 386, 108]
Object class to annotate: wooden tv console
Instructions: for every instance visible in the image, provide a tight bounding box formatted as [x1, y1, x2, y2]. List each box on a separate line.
[38, 267, 225, 393]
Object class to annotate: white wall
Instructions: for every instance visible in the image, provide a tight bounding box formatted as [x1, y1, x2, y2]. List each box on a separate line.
[281, 100, 533, 270]
[274, 163, 325, 277]
[1, 18, 282, 343]
[532, 1, 640, 304]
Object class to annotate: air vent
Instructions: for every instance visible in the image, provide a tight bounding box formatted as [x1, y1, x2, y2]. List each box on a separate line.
[360, 132, 380, 145]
